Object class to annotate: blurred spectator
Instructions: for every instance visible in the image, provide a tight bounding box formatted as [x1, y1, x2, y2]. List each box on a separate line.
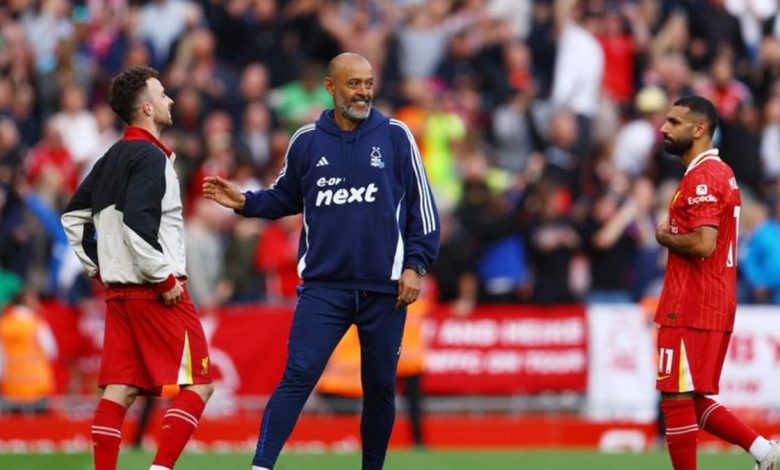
[255, 215, 302, 303]
[170, 85, 203, 133]
[239, 0, 295, 86]
[268, 60, 331, 133]
[239, 101, 274, 172]
[395, 0, 478, 80]
[79, 103, 120, 181]
[720, 102, 764, 194]
[761, 94, 780, 181]
[167, 27, 238, 113]
[20, 0, 74, 76]
[582, 176, 657, 303]
[647, 52, 694, 105]
[725, 0, 777, 62]
[696, 51, 753, 122]
[214, 217, 264, 305]
[538, 107, 582, 196]
[238, 62, 272, 104]
[686, 0, 748, 71]
[491, 87, 537, 173]
[596, 4, 637, 107]
[0, 174, 31, 281]
[0, 290, 57, 414]
[319, 0, 398, 85]
[456, 158, 529, 304]
[185, 110, 237, 212]
[395, 78, 466, 211]
[486, 0, 533, 40]
[741, 199, 780, 303]
[611, 85, 668, 178]
[16, 181, 71, 297]
[26, 119, 77, 194]
[7, 82, 40, 148]
[526, 0, 557, 99]
[137, 0, 193, 67]
[550, 0, 604, 132]
[50, 84, 100, 170]
[525, 181, 580, 303]
[647, 7, 689, 63]
[428, 213, 477, 317]
[184, 198, 225, 307]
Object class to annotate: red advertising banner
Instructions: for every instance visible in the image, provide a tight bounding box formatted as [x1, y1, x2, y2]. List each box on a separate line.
[421, 305, 588, 394]
[207, 305, 293, 396]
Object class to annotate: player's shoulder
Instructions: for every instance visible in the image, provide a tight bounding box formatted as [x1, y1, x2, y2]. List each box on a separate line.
[121, 140, 168, 169]
[389, 118, 414, 140]
[684, 161, 738, 197]
[290, 123, 317, 143]
[286, 123, 317, 158]
[688, 159, 735, 181]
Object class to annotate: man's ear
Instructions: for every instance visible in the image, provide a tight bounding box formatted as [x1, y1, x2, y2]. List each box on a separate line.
[323, 77, 334, 96]
[694, 120, 708, 138]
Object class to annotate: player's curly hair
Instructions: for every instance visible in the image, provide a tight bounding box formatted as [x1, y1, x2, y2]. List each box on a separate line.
[108, 66, 159, 124]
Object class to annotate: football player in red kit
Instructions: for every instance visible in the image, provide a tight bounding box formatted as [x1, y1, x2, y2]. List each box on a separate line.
[654, 95, 779, 470]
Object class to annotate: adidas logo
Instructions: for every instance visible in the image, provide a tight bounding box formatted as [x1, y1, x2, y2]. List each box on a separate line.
[316, 156, 329, 167]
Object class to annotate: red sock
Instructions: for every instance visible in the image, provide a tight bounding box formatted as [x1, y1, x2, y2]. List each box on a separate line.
[92, 399, 127, 470]
[152, 389, 206, 468]
[694, 396, 759, 450]
[662, 399, 698, 470]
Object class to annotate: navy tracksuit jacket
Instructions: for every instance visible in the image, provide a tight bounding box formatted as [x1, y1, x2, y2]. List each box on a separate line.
[239, 107, 439, 292]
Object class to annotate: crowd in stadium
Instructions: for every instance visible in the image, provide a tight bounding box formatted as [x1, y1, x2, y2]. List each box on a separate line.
[2, 0, 780, 315]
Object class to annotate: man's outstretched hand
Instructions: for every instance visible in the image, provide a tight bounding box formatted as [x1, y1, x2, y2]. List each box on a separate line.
[202, 175, 246, 210]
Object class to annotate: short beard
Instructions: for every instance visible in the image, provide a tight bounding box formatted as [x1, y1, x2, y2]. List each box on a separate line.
[338, 101, 372, 121]
[155, 111, 173, 129]
[663, 136, 693, 156]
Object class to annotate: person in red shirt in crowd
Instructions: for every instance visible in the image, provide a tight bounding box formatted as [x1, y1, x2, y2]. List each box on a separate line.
[26, 119, 79, 195]
[255, 215, 302, 302]
[695, 52, 752, 123]
[654, 95, 779, 470]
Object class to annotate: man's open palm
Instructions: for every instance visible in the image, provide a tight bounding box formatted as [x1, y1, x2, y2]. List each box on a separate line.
[202, 175, 245, 209]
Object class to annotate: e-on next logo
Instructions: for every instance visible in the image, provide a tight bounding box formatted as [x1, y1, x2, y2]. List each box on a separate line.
[315, 177, 378, 207]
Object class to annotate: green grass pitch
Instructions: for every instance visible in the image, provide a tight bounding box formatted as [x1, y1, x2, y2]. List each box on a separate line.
[0, 450, 754, 469]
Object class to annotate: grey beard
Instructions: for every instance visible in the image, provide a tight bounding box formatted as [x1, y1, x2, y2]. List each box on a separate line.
[340, 102, 372, 121]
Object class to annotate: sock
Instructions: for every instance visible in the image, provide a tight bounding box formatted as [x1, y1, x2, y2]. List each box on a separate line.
[750, 438, 774, 462]
[92, 399, 127, 470]
[149, 466, 171, 470]
[251, 467, 271, 470]
[694, 396, 762, 457]
[152, 390, 206, 468]
[662, 399, 698, 470]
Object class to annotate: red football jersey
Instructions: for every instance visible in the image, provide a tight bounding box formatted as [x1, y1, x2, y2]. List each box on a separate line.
[655, 149, 741, 332]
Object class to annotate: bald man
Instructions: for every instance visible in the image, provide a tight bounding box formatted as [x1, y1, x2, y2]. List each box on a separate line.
[203, 53, 440, 469]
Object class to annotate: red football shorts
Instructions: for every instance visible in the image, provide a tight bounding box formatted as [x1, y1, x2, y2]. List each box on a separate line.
[655, 325, 731, 395]
[99, 292, 212, 396]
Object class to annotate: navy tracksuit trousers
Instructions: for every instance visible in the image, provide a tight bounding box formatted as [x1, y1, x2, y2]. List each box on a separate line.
[252, 286, 407, 469]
